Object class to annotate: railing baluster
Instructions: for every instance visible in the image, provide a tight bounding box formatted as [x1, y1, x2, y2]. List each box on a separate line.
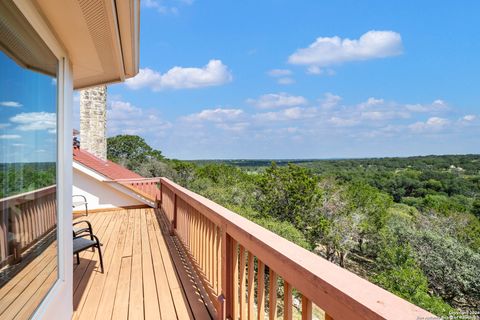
[283, 281, 293, 320]
[269, 270, 278, 320]
[239, 245, 247, 320]
[247, 252, 255, 320]
[171, 193, 177, 235]
[210, 221, 215, 287]
[257, 261, 265, 320]
[195, 211, 199, 263]
[207, 220, 210, 281]
[301, 295, 312, 320]
[232, 238, 239, 320]
[201, 214, 205, 273]
[217, 225, 222, 295]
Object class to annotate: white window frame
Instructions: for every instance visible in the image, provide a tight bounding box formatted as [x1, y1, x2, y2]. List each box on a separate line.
[12, 1, 74, 319]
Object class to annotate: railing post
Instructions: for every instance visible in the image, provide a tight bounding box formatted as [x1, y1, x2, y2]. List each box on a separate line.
[221, 227, 234, 320]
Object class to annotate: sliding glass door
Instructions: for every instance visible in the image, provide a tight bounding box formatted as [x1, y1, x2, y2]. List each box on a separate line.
[0, 1, 59, 318]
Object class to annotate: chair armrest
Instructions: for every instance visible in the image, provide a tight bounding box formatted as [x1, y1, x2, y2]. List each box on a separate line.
[73, 220, 93, 237]
[72, 195, 87, 202]
[73, 220, 92, 229]
[72, 195, 88, 208]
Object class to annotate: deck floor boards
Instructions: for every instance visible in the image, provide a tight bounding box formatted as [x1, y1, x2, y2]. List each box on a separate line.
[0, 207, 211, 320]
[73, 207, 213, 320]
[0, 241, 57, 320]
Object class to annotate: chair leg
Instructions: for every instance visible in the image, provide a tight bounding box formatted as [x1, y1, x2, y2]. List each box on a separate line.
[90, 228, 94, 250]
[76, 253, 80, 265]
[96, 244, 104, 273]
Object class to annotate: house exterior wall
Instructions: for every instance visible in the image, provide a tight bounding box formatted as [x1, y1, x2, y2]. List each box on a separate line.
[73, 169, 143, 210]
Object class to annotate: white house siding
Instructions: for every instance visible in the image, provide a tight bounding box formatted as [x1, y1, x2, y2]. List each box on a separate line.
[73, 169, 143, 211]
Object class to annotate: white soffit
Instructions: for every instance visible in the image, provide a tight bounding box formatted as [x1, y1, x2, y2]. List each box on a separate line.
[33, 0, 139, 89]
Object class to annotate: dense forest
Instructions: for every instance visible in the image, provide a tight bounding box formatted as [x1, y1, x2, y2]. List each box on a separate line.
[0, 163, 56, 198]
[109, 134, 480, 316]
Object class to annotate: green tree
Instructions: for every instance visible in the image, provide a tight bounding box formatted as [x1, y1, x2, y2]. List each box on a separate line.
[472, 198, 480, 218]
[411, 231, 480, 308]
[314, 178, 357, 266]
[346, 182, 392, 255]
[256, 163, 320, 232]
[373, 244, 454, 316]
[107, 135, 164, 170]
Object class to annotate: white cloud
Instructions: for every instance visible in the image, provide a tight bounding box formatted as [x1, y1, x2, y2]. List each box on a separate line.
[183, 108, 244, 123]
[247, 93, 307, 109]
[268, 69, 292, 77]
[254, 107, 317, 122]
[108, 100, 172, 136]
[360, 125, 403, 138]
[181, 108, 248, 133]
[125, 60, 232, 91]
[0, 101, 22, 107]
[320, 96, 410, 126]
[10, 112, 56, 132]
[360, 110, 409, 121]
[328, 116, 359, 127]
[0, 134, 21, 139]
[319, 93, 342, 109]
[306, 66, 336, 76]
[0, 123, 10, 129]
[277, 77, 295, 85]
[463, 114, 476, 121]
[216, 122, 250, 132]
[267, 69, 295, 85]
[164, 93, 478, 159]
[288, 30, 403, 71]
[409, 117, 450, 132]
[405, 99, 448, 113]
[359, 97, 385, 108]
[143, 0, 193, 14]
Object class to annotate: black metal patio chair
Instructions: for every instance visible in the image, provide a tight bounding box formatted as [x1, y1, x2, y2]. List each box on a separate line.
[72, 194, 89, 216]
[73, 221, 104, 273]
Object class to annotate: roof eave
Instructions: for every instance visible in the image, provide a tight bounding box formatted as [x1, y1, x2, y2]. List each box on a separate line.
[33, 0, 140, 89]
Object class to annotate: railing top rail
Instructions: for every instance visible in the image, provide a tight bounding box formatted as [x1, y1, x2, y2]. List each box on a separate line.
[107, 177, 161, 183]
[0, 185, 56, 207]
[160, 177, 434, 320]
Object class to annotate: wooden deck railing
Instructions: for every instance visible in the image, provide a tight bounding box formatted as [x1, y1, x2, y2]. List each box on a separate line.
[113, 178, 161, 203]
[159, 178, 435, 320]
[0, 185, 57, 267]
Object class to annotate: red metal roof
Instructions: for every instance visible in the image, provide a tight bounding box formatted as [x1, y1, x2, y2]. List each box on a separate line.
[73, 147, 143, 180]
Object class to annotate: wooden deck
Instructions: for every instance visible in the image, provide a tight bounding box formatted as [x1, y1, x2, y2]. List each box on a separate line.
[73, 207, 214, 320]
[0, 238, 57, 320]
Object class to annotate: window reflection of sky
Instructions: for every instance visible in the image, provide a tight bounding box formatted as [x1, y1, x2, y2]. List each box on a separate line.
[0, 51, 57, 163]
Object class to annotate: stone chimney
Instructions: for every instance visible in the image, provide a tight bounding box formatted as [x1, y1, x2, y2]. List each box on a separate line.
[80, 85, 107, 160]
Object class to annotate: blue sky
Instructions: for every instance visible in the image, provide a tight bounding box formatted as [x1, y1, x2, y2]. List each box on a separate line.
[0, 51, 57, 163]
[92, 0, 479, 159]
